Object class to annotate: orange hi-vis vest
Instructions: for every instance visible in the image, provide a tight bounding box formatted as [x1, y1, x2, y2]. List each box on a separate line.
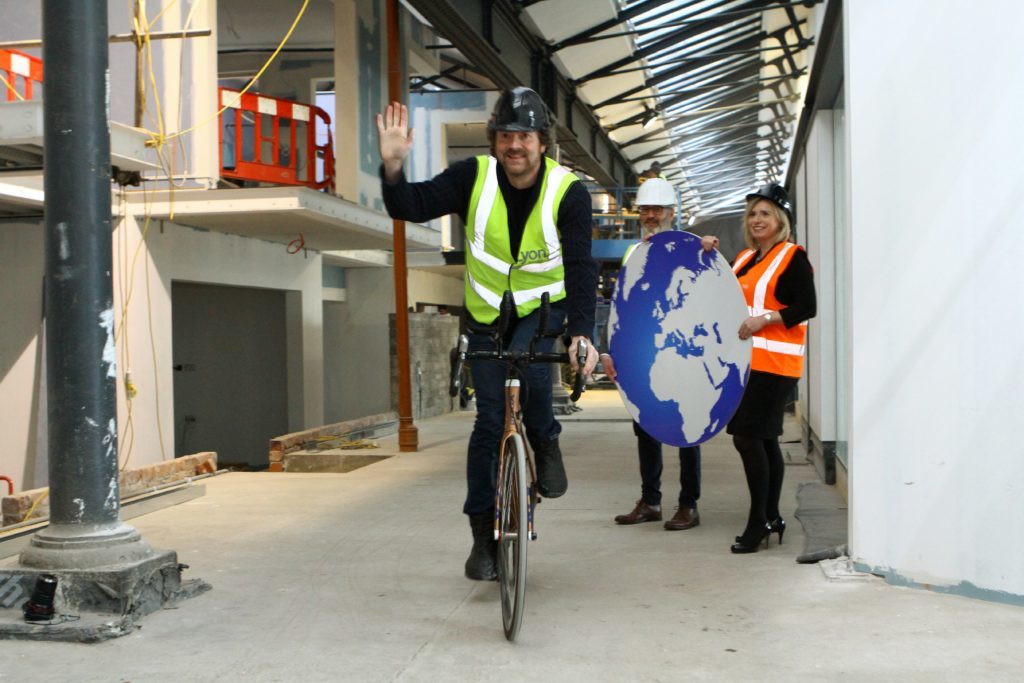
[732, 242, 808, 378]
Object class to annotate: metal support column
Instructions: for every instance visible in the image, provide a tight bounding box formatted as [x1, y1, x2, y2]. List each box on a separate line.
[18, 0, 156, 570]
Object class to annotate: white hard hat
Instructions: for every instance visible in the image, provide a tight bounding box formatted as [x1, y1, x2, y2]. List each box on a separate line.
[635, 177, 676, 207]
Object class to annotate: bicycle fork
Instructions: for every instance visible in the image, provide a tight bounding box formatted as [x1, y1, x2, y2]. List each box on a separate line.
[493, 378, 538, 542]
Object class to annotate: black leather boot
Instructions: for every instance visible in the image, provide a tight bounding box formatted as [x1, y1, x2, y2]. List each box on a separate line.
[533, 437, 567, 498]
[465, 514, 497, 581]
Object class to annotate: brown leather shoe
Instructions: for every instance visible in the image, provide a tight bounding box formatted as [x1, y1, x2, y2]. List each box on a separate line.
[614, 500, 662, 525]
[664, 507, 700, 530]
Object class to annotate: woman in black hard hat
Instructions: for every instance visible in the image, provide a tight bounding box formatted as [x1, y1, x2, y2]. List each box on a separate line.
[702, 183, 816, 553]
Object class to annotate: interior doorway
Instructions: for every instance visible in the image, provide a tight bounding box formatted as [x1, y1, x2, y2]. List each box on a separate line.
[172, 282, 288, 468]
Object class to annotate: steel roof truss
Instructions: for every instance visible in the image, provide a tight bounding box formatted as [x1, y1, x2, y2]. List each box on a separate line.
[572, 0, 769, 85]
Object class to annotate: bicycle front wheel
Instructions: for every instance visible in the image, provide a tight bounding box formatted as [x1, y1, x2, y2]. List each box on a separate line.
[497, 432, 529, 641]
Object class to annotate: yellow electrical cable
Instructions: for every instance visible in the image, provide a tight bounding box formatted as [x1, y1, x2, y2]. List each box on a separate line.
[24, 489, 49, 521]
[144, 15, 168, 149]
[110, 0, 309, 463]
[0, 72, 26, 101]
[146, 0, 180, 32]
[116, 191, 137, 470]
[166, 0, 201, 187]
[144, 0, 310, 148]
[143, 222, 169, 461]
[113, 0, 184, 464]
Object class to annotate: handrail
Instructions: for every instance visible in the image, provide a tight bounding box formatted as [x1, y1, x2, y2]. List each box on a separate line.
[218, 87, 335, 192]
[0, 48, 43, 102]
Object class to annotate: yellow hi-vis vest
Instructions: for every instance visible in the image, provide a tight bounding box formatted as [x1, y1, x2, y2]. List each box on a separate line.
[464, 155, 578, 323]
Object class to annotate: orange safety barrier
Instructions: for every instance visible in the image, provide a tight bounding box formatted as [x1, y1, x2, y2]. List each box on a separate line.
[0, 48, 44, 102]
[218, 87, 335, 192]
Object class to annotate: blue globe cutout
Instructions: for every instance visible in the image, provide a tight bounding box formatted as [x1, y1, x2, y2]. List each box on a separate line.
[609, 230, 751, 447]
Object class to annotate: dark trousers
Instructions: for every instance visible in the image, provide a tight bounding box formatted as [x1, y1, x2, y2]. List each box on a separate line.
[463, 307, 565, 516]
[633, 421, 701, 509]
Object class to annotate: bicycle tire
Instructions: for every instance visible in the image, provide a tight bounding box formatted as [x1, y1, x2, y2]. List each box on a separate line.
[497, 432, 529, 641]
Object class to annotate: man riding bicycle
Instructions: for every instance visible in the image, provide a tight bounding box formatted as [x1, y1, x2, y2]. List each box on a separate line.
[377, 87, 599, 581]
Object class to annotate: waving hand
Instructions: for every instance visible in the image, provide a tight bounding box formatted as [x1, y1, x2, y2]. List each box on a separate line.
[377, 101, 415, 182]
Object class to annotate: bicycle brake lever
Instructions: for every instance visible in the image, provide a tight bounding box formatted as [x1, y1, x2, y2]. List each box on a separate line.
[530, 292, 551, 355]
[570, 338, 589, 402]
[449, 334, 469, 398]
[497, 291, 514, 338]
[537, 292, 550, 339]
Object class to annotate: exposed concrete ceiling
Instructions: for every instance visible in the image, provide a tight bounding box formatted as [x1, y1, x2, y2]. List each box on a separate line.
[217, 0, 335, 50]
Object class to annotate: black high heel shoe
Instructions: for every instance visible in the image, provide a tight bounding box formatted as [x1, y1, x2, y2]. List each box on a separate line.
[730, 524, 771, 554]
[769, 517, 786, 545]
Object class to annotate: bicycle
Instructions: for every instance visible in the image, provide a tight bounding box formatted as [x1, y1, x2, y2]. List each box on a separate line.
[449, 291, 588, 641]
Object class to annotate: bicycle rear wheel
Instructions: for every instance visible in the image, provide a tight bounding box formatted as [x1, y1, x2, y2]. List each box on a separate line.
[497, 432, 529, 641]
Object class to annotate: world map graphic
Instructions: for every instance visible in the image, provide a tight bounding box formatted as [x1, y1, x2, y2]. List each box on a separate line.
[609, 231, 751, 447]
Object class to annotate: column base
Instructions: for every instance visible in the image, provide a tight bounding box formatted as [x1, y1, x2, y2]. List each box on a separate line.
[0, 548, 210, 642]
[398, 420, 419, 452]
[19, 522, 154, 570]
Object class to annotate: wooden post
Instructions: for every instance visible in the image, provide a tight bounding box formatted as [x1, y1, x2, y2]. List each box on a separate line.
[386, 0, 418, 452]
[134, 0, 146, 127]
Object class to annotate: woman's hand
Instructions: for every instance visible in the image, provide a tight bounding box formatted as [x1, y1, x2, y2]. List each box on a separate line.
[700, 235, 719, 252]
[738, 313, 772, 340]
[600, 353, 617, 382]
[376, 101, 414, 182]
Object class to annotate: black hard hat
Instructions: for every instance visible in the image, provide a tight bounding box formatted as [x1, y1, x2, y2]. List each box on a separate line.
[489, 87, 550, 132]
[746, 183, 794, 226]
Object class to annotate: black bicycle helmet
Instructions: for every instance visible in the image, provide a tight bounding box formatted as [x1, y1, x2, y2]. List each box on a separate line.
[489, 86, 550, 132]
[746, 183, 794, 226]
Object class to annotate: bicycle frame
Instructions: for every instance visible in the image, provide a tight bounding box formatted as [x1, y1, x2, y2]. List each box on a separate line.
[498, 377, 538, 542]
[448, 291, 588, 640]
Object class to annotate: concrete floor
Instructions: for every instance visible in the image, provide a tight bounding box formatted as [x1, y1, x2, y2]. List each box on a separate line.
[3, 391, 1024, 681]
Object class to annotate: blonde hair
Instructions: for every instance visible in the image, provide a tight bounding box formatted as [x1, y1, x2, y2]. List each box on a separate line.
[743, 197, 791, 251]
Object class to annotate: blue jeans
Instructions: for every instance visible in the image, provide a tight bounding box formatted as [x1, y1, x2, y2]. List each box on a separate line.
[633, 421, 701, 509]
[463, 307, 565, 516]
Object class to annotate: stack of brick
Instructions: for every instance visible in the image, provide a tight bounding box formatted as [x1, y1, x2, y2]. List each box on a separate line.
[1, 451, 217, 527]
[267, 412, 397, 472]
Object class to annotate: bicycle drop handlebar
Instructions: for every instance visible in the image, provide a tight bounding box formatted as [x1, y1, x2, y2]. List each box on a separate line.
[448, 292, 589, 402]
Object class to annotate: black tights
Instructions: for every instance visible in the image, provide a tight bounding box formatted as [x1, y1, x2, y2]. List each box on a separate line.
[733, 435, 785, 541]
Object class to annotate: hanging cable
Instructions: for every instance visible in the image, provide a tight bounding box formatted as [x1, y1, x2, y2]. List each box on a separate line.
[0, 72, 25, 101]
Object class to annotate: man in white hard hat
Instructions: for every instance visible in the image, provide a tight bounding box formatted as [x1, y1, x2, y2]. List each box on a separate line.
[601, 177, 703, 531]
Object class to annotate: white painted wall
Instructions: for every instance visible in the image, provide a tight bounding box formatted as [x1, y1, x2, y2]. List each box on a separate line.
[798, 110, 837, 444]
[845, 1, 1024, 596]
[334, 268, 395, 420]
[0, 210, 329, 485]
[408, 269, 464, 309]
[137, 212, 327, 442]
[0, 222, 46, 491]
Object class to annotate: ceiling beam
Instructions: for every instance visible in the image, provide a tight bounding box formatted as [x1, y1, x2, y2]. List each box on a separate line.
[405, 0, 633, 187]
[570, 0, 768, 85]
